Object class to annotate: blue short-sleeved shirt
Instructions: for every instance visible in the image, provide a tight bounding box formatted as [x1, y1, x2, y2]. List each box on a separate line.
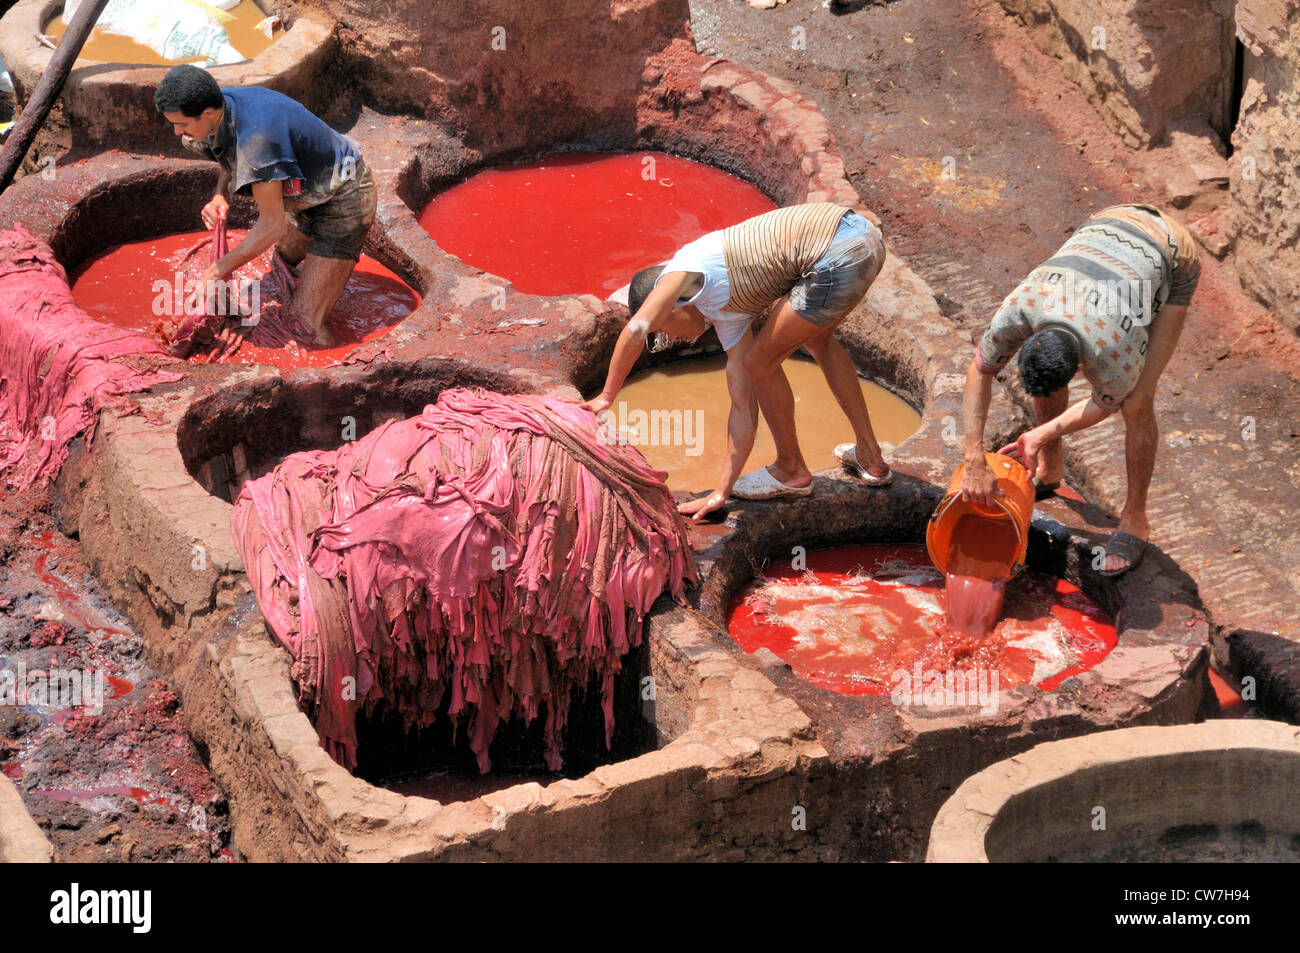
[183, 86, 361, 203]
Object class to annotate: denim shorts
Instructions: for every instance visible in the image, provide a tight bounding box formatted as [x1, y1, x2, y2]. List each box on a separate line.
[286, 158, 378, 261]
[788, 211, 886, 325]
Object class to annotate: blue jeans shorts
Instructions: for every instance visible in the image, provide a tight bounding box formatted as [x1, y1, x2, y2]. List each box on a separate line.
[788, 211, 886, 325]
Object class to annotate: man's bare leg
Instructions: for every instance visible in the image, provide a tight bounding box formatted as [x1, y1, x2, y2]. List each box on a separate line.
[276, 227, 309, 269]
[291, 253, 357, 346]
[1104, 303, 1188, 572]
[802, 327, 890, 479]
[742, 298, 828, 487]
[1032, 386, 1069, 484]
[1111, 395, 1157, 568]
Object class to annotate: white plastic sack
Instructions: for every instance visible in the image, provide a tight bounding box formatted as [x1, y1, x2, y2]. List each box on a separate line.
[63, 0, 246, 65]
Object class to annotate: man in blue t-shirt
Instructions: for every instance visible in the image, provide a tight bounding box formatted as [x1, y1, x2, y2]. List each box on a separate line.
[155, 65, 377, 347]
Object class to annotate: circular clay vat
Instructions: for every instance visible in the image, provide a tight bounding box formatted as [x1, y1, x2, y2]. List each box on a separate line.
[727, 542, 1118, 698]
[22, 157, 422, 371]
[927, 720, 1300, 862]
[693, 480, 1210, 860]
[415, 150, 777, 299]
[176, 357, 525, 502]
[71, 226, 419, 370]
[175, 364, 666, 801]
[612, 353, 922, 494]
[0, 0, 335, 157]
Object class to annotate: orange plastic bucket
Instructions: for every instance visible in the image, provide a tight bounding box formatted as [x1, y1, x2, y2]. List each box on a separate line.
[926, 452, 1034, 576]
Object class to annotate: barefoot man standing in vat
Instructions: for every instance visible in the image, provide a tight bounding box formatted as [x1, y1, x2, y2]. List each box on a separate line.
[154, 64, 376, 348]
[584, 202, 894, 521]
[961, 203, 1200, 577]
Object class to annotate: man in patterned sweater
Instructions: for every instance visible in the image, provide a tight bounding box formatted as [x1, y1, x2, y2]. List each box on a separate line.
[962, 204, 1200, 576]
[585, 202, 892, 521]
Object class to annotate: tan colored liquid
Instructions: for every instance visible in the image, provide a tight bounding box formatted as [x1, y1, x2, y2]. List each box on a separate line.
[47, 1, 277, 66]
[613, 354, 921, 492]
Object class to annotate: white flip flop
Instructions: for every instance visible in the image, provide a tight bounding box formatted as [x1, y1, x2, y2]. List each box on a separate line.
[732, 466, 815, 500]
[833, 443, 893, 487]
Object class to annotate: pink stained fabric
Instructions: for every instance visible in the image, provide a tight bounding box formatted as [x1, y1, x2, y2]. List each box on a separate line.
[230, 388, 699, 773]
[159, 222, 308, 360]
[0, 225, 184, 490]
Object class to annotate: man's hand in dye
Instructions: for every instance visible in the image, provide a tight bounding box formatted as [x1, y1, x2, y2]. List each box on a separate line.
[677, 488, 729, 522]
[202, 195, 229, 231]
[998, 429, 1044, 482]
[583, 394, 612, 418]
[206, 318, 248, 362]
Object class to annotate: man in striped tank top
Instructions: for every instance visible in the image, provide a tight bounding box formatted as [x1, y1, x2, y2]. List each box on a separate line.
[962, 204, 1200, 576]
[585, 202, 891, 521]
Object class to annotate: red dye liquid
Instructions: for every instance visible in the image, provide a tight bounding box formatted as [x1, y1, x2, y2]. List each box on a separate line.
[943, 514, 1021, 639]
[944, 574, 1005, 640]
[32, 532, 133, 641]
[418, 151, 777, 298]
[42, 785, 169, 808]
[70, 231, 419, 370]
[727, 545, 1116, 697]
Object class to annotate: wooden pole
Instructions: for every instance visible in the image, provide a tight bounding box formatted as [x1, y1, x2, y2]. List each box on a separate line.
[0, 0, 112, 193]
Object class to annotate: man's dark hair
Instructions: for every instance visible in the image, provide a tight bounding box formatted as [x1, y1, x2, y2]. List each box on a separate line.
[628, 264, 666, 319]
[1018, 328, 1081, 397]
[154, 65, 223, 118]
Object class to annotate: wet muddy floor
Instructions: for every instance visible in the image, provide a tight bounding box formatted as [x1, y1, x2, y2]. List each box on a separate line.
[0, 486, 233, 862]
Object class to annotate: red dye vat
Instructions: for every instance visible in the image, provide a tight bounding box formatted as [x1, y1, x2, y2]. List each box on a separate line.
[727, 545, 1117, 697]
[418, 151, 777, 298]
[69, 232, 419, 370]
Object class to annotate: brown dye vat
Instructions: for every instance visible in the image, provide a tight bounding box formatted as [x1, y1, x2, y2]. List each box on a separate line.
[615, 355, 920, 492]
[47, 1, 277, 65]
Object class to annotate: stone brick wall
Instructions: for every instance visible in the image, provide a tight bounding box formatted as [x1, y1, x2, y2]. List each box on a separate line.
[997, 0, 1237, 148]
[1229, 1, 1300, 333]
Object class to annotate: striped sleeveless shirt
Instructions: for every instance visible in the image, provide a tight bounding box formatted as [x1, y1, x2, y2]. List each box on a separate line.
[721, 203, 848, 315]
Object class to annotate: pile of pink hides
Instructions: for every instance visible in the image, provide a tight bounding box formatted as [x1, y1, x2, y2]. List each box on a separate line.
[0, 225, 182, 490]
[231, 388, 698, 773]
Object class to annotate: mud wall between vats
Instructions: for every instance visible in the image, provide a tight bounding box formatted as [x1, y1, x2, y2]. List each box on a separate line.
[996, 0, 1237, 148]
[1228, 1, 1300, 335]
[284, 0, 692, 155]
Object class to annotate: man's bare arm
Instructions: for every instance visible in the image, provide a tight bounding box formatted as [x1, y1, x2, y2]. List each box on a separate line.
[999, 395, 1114, 478]
[585, 271, 691, 413]
[960, 355, 1000, 506]
[211, 180, 287, 278]
[678, 331, 757, 521]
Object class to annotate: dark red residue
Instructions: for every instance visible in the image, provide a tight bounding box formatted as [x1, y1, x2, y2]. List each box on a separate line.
[107, 676, 133, 700]
[70, 231, 419, 370]
[31, 532, 132, 640]
[418, 151, 777, 298]
[727, 545, 1117, 696]
[41, 785, 170, 808]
